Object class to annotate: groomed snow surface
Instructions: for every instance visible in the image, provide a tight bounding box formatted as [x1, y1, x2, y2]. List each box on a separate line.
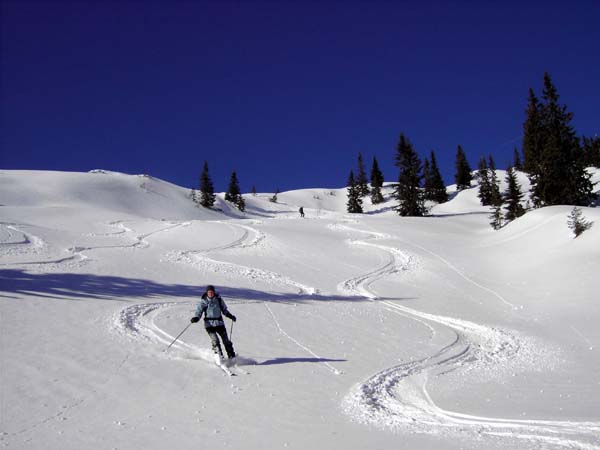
[1, 169, 599, 450]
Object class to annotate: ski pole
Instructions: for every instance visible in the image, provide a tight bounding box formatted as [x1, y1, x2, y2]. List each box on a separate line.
[165, 323, 192, 351]
[229, 319, 234, 340]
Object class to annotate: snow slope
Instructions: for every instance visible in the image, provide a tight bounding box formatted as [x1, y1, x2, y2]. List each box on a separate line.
[1, 169, 599, 450]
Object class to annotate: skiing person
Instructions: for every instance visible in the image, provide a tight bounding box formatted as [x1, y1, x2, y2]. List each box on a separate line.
[299, 206, 305, 218]
[190, 285, 237, 360]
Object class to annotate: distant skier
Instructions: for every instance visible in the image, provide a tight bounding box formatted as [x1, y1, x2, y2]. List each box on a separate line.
[299, 206, 305, 218]
[190, 285, 237, 360]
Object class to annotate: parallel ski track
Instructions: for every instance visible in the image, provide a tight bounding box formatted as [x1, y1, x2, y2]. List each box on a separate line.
[165, 220, 318, 295]
[0, 220, 191, 268]
[0, 223, 46, 258]
[114, 220, 317, 374]
[333, 222, 600, 450]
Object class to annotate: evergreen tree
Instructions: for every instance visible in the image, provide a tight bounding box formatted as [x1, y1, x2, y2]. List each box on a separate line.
[522, 88, 543, 175]
[225, 171, 245, 211]
[503, 167, 525, 222]
[528, 73, 596, 207]
[476, 157, 492, 206]
[490, 203, 503, 230]
[251, 185, 257, 196]
[422, 157, 433, 201]
[199, 161, 216, 208]
[346, 170, 363, 213]
[370, 156, 385, 204]
[190, 189, 198, 205]
[513, 147, 523, 171]
[270, 188, 280, 203]
[356, 152, 370, 197]
[429, 150, 448, 203]
[567, 207, 593, 238]
[488, 156, 502, 207]
[454, 145, 473, 190]
[394, 133, 427, 216]
[582, 135, 600, 168]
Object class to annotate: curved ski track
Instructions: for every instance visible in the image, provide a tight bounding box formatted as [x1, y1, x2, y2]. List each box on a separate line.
[0, 220, 191, 270]
[164, 220, 317, 295]
[332, 222, 600, 449]
[114, 220, 329, 372]
[0, 223, 46, 258]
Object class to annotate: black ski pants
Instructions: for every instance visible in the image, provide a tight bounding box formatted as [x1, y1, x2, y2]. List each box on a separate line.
[205, 325, 235, 358]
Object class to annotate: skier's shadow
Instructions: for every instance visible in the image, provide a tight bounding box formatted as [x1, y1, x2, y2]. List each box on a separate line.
[256, 357, 347, 366]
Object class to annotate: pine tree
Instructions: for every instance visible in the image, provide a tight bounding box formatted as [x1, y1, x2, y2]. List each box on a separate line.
[503, 167, 525, 222]
[251, 186, 257, 196]
[356, 152, 370, 197]
[225, 171, 245, 211]
[199, 161, 216, 208]
[490, 203, 503, 230]
[528, 73, 596, 207]
[394, 133, 426, 216]
[513, 147, 523, 171]
[567, 207, 593, 237]
[522, 88, 543, 175]
[346, 170, 363, 213]
[370, 156, 385, 204]
[582, 135, 600, 168]
[429, 150, 448, 203]
[476, 157, 492, 206]
[455, 145, 472, 190]
[488, 156, 502, 207]
[270, 188, 279, 203]
[422, 157, 433, 200]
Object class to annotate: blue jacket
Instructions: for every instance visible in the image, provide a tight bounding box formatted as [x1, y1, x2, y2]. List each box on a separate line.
[194, 293, 233, 328]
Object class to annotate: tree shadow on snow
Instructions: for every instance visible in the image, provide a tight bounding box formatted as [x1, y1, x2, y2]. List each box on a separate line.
[0, 268, 416, 305]
[218, 286, 415, 305]
[0, 268, 203, 302]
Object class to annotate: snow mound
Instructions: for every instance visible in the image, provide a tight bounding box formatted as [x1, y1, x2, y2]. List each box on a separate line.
[0, 170, 223, 220]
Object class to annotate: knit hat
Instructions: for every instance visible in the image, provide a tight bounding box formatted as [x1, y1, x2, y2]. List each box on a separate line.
[206, 285, 215, 292]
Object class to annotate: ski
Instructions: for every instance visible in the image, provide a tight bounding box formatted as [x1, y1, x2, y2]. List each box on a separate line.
[215, 354, 235, 376]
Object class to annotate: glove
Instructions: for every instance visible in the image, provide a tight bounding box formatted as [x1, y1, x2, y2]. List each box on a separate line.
[190, 317, 200, 323]
[230, 315, 237, 322]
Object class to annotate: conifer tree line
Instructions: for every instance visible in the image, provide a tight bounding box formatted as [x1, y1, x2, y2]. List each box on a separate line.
[194, 72, 596, 218]
[346, 152, 387, 213]
[190, 162, 245, 212]
[346, 140, 448, 215]
[346, 72, 597, 218]
[522, 72, 597, 207]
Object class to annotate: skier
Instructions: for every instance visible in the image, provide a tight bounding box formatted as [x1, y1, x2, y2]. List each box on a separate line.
[299, 206, 305, 218]
[190, 285, 237, 360]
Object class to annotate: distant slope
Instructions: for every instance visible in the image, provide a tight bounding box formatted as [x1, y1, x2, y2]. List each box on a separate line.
[0, 170, 223, 220]
[1, 167, 597, 219]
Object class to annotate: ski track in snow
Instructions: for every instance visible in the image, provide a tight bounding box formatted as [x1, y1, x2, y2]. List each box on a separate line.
[263, 303, 342, 376]
[0, 223, 46, 257]
[331, 222, 600, 450]
[0, 220, 191, 270]
[113, 219, 324, 374]
[112, 300, 253, 377]
[164, 220, 318, 295]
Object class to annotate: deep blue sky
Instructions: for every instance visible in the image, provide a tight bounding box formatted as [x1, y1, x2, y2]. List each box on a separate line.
[2, 1, 599, 192]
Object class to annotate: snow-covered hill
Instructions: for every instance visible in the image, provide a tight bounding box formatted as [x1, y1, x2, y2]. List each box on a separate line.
[1, 169, 599, 450]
